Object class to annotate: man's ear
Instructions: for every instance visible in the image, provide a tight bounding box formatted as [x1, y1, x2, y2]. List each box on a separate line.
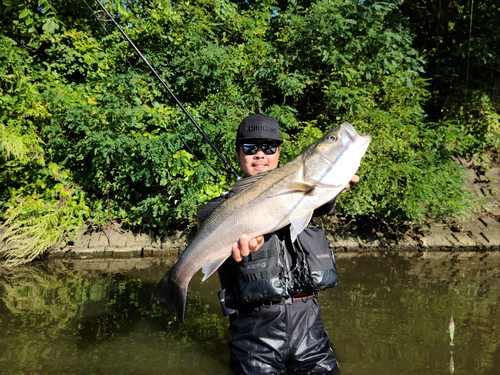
[235, 147, 240, 164]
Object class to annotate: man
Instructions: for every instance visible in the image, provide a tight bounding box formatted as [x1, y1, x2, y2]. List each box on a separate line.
[201, 114, 358, 374]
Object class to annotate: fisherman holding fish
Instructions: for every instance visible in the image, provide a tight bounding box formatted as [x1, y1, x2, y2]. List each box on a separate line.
[155, 114, 371, 374]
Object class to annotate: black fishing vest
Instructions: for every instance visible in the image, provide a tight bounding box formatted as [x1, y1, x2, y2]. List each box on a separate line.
[217, 225, 339, 316]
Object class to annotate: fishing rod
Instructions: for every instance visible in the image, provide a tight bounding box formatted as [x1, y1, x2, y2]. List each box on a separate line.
[94, 0, 241, 180]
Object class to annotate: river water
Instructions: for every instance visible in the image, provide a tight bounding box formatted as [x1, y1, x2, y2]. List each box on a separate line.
[1, 252, 499, 375]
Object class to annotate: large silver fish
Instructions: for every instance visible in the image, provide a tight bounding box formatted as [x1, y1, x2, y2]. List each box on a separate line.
[154, 122, 371, 322]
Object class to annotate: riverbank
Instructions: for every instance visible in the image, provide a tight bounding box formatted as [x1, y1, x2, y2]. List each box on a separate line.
[1, 159, 499, 262]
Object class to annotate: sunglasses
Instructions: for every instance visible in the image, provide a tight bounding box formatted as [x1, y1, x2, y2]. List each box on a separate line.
[241, 141, 280, 155]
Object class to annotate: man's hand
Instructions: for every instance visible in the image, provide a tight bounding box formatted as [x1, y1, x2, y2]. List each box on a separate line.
[232, 234, 265, 262]
[340, 174, 359, 194]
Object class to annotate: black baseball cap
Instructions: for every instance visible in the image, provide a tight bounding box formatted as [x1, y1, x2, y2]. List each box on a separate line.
[236, 114, 283, 146]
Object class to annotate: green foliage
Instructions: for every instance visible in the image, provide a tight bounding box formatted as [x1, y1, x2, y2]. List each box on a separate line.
[456, 91, 500, 164]
[1, 0, 62, 48]
[336, 115, 474, 221]
[1, 0, 495, 264]
[0, 159, 89, 266]
[0, 33, 89, 266]
[401, 0, 500, 163]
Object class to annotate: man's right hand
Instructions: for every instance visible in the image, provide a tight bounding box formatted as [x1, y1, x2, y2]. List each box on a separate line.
[232, 234, 264, 262]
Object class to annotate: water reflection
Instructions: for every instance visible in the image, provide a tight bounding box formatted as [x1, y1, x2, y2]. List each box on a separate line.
[1, 253, 500, 375]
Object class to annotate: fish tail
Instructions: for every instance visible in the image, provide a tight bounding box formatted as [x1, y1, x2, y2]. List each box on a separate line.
[153, 267, 188, 323]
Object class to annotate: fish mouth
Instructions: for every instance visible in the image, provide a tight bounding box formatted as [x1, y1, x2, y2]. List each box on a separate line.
[341, 122, 372, 145]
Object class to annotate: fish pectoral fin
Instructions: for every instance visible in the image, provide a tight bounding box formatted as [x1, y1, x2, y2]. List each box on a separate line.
[284, 182, 316, 193]
[263, 182, 315, 199]
[202, 255, 230, 282]
[290, 210, 314, 242]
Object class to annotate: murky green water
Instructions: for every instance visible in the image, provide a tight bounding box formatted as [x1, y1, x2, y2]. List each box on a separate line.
[1, 252, 499, 375]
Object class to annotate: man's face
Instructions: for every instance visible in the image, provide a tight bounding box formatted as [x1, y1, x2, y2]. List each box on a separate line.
[236, 139, 281, 177]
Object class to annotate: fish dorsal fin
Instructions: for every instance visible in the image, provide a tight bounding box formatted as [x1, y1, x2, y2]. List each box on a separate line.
[290, 210, 314, 242]
[202, 255, 230, 281]
[230, 171, 271, 194]
[197, 199, 224, 225]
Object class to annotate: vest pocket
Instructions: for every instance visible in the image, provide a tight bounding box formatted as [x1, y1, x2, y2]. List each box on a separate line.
[294, 226, 339, 291]
[236, 235, 288, 304]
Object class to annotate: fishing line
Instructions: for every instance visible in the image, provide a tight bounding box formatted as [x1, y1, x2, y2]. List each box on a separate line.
[464, 0, 474, 123]
[84, 0, 240, 179]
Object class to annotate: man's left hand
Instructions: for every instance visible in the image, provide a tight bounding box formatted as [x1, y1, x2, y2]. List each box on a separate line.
[340, 174, 359, 194]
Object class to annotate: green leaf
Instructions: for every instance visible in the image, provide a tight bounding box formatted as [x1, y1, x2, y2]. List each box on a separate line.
[19, 9, 30, 19]
[42, 19, 57, 33]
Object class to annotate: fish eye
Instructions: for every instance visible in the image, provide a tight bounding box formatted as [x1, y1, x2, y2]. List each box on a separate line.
[328, 135, 337, 142]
